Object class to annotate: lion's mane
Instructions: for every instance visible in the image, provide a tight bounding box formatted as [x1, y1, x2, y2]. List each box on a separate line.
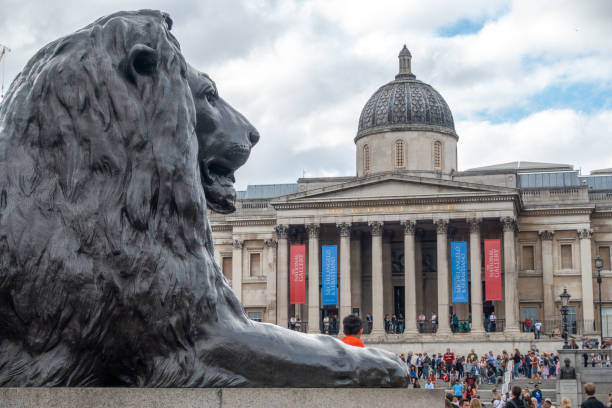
[0, 10, 245, 386]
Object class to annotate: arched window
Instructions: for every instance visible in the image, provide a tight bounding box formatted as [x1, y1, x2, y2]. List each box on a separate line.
[363, 144, 370, 173]
[394, 140, 405, 168]
[433, 141, 442, 170]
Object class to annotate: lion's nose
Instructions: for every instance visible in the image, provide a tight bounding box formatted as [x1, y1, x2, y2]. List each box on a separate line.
[248, 128, 260, 147]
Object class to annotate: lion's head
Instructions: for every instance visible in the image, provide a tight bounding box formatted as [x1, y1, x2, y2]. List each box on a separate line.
[187, 66, 259, 214]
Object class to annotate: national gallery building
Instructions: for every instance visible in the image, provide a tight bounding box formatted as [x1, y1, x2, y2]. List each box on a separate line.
[210, 47, 612, 343]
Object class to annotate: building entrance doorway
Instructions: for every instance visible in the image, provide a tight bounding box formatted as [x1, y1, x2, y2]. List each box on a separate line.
[321, 308, 339, 335]
[393, 286, 405, 333]
[394, 286, 405, 317]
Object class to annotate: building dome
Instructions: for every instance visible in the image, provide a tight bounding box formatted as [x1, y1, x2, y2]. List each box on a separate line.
[355, 46, 458, 177]
[356, 45, 456, 141]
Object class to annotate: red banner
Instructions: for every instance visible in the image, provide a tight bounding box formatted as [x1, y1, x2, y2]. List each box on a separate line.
[290, 244, 306, 304]
[484, 239, 502, 301]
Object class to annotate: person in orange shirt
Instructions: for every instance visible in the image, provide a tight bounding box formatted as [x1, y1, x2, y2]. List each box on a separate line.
[340, 315, 365, 348]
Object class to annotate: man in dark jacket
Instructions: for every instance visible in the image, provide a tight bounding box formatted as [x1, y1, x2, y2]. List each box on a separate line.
[581, 383, 605, 408]
[506, 385, 527, 408]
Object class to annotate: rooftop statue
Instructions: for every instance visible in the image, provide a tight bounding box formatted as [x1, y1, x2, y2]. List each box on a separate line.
[0, 10, 407, 387]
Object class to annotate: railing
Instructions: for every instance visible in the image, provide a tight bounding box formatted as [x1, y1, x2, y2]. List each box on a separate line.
[520, 187, 589, 202]
[520, 319, 596, 338]
[451, 320, 471, 333]
[589, 191, 612, 201]
[485, 318, 505, 332]
[288, 321, 308, 333]
[320, 321, 340, 335]
[239, 200, 269, 209]
[285, 318, 601, 337]
[417, 321, 438, 333]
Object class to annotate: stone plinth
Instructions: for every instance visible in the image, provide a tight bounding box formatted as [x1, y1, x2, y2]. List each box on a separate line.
[557, 379, 579, 408]
[0, 388, 445, 408]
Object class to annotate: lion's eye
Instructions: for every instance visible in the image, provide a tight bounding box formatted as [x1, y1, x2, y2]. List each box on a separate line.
[205, 90, 216, 103]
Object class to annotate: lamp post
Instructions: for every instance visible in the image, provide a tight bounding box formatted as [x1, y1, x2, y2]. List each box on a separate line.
[595, 256, 604, 345]
[560, 288, 571, 349]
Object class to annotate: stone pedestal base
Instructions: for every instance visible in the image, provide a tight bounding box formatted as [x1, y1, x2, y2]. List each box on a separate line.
[557, 379, 579, 408]
[0, 387, 445, 408]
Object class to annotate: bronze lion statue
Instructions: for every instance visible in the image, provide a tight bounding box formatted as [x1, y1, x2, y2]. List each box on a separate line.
[0, 10, 407, 387]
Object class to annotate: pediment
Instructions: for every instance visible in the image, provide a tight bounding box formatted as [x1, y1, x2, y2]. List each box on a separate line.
[275, 174, 515, 203]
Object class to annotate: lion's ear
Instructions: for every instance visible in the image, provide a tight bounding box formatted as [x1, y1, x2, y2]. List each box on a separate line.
[121, 44, 158, 85]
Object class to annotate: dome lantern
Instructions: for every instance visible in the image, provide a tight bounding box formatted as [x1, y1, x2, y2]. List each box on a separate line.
[396, 45, 415, 79]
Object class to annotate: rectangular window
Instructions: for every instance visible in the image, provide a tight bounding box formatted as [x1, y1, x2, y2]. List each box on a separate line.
[247, 311, 263, 322]
[561, 244, 572, 269]
[433, 141, 442, 169]
[395, 140, 405, 168]
[603, 307, 612, 338]
[250, 253, 261, 276]
[567, 306, 577, 334]
[599, 246, 611, 270]
[222, 257, 232, 281]
[522, 245, 535, 270]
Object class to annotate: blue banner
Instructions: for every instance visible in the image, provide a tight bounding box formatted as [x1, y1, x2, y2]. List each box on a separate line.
[321, 245, 338, 306]
[451, 241, 468, 303]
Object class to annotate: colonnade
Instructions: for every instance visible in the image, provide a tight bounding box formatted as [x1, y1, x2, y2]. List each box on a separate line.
[269, 217, 520, 335]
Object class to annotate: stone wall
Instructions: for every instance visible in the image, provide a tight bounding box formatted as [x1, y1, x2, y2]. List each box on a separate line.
[0, 388, 445, 408]
[368, 339, 564, 356]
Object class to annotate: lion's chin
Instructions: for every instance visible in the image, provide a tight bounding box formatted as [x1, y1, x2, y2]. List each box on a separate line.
[201, 160, 238, 214]
[204, 182, 236, 214]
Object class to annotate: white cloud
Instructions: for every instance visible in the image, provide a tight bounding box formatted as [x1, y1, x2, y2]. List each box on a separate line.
[1, 0, 611, 189]
[458, 109, 612, 173]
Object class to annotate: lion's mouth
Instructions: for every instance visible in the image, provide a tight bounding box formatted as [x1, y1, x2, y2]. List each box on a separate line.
[201, 159, 237, 214]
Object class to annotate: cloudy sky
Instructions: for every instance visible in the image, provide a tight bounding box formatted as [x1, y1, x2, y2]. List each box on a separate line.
[1, 0, 611, 190]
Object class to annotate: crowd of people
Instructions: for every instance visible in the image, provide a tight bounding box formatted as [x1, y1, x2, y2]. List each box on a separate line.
[336, 314, 612, 407]
[441, 383, 610, 408]
[399, 347, 563, 388]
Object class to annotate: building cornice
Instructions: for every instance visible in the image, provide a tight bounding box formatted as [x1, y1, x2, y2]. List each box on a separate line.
[271, 193, 520, 210]
[211, 217, 277, 230]
[592, 208, 612, 218]
[354, 124, 458, 143]
[519, 206, 595, 216]
[211, 224, 232, 232]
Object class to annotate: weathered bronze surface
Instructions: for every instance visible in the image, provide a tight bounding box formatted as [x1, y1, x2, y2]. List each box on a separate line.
[559, 359, 576, 380]
[0, 10, 408, 387]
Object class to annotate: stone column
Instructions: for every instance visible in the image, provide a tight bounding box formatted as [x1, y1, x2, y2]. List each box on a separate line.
[540, 230, 555, 324]
[264, 238, 278, 324]
[275, 225, 289, 329]
[579, 229, 595, 332]
[469, 218, 484, 334]
[502, 217, 519, 333]
[435, 219, 451, 335]
[401, 220, 418, 334]
[306, 224, 320, 333]
[232, 239, 243, 303]
[338, 222, 352, 333]
[369, 221, 385, 335]
[350, 232, 362, 316]
[415, 231, 424, 316]
[383, 234, 393, 316]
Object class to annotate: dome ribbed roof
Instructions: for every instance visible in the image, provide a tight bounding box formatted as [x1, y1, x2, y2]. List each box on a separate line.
[356, 47, 456, 141]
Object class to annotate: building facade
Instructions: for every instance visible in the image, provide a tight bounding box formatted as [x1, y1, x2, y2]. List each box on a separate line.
[210, 47, 612, 341]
